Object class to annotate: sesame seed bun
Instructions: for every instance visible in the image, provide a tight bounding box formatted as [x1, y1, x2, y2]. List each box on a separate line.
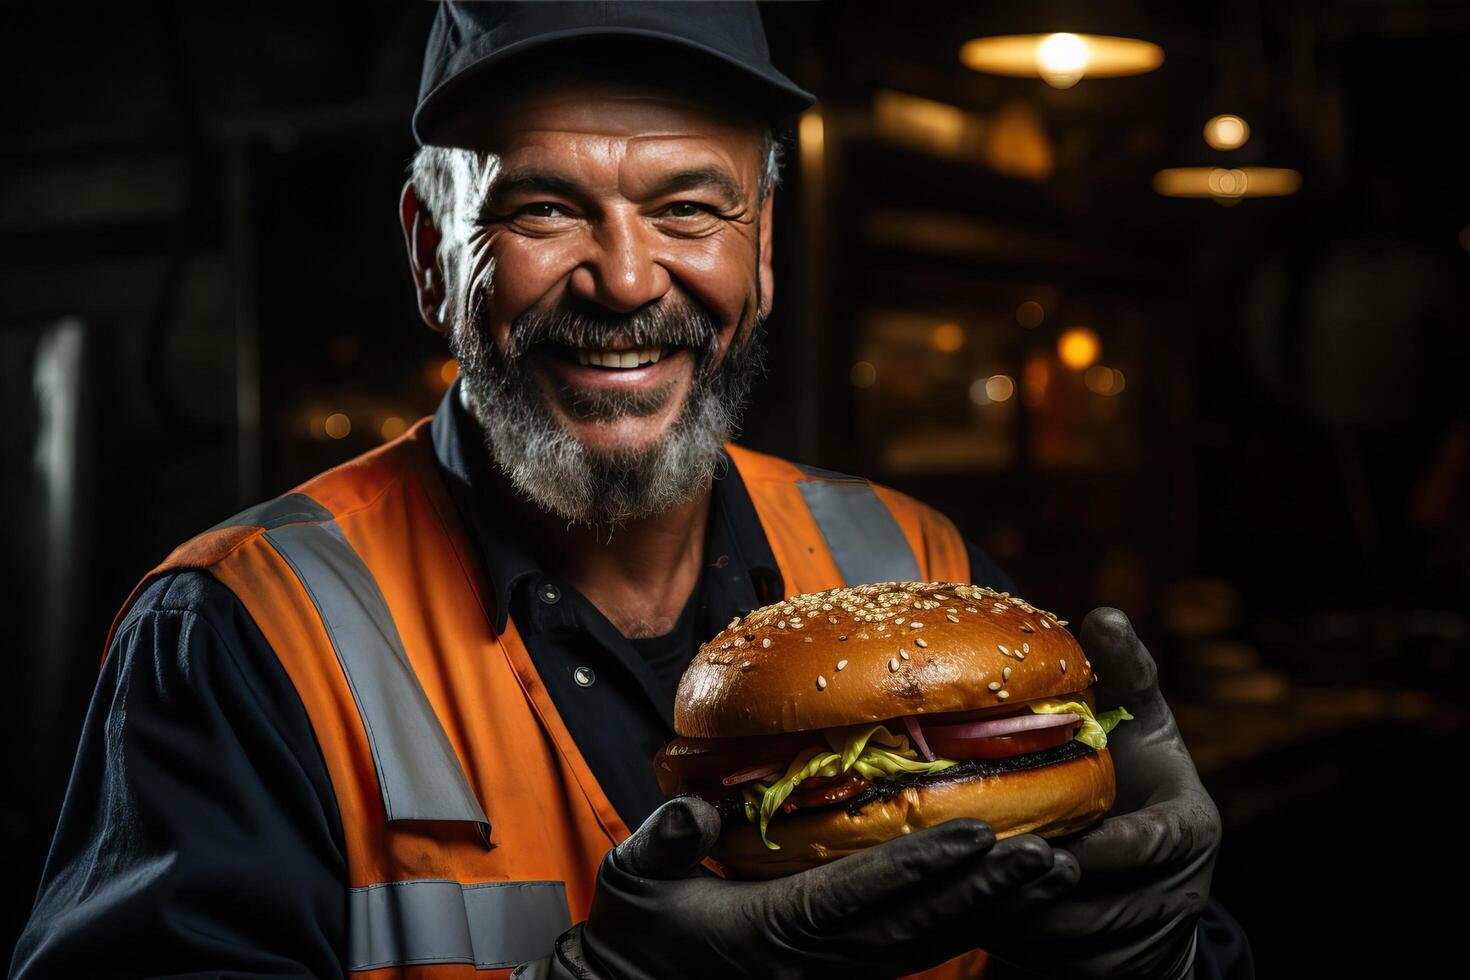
[668, 582, 1115, 880]
[675, 582, 1093, 738]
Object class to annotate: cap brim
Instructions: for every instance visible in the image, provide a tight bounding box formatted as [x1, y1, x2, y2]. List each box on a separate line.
[413, 26, 816, 146]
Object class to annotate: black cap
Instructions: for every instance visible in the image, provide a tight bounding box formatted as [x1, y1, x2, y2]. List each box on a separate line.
[414, 1, 816, 146]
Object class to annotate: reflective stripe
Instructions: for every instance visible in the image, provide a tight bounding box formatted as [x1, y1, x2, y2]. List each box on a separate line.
[347, 879, 571, 972]
[794, 464, 922, 586]
[214, 493, 489, 830]
[209, 492, 334, 532]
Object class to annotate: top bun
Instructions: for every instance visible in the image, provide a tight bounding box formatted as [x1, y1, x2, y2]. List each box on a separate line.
[675, 582, 1092, 738]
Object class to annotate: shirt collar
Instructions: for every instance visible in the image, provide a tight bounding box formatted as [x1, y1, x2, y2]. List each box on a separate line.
[429, 382, 784, 634]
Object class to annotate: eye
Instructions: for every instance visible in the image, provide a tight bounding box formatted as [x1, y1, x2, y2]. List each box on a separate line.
[518, 202, 572, 219]
[666, 202, 712, 218]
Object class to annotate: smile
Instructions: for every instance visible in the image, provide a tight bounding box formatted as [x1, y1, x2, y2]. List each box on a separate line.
[572, 345, 667, 369]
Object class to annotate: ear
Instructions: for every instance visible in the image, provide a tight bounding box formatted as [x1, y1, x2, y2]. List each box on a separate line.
[757, 190, 775, 320]
[399, 182, 448, 333]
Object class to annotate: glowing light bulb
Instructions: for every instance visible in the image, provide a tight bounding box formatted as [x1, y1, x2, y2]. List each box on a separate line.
[1036, 33, 1091, 88]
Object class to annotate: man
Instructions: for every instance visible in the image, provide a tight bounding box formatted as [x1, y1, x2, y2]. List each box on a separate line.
[12, 4, 1250, 978]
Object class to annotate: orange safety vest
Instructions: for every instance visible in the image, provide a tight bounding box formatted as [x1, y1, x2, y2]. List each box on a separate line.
[110, 420, 987, 978]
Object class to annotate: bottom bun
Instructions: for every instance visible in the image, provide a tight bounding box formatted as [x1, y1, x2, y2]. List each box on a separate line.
[712, 748, 1115, 880]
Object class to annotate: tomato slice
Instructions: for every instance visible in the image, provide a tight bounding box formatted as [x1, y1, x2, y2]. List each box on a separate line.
[925, 723, 1075, 761]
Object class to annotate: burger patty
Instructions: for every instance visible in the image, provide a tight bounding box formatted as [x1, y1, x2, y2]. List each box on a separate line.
[842, 738, 1095, 814]
[709, 739, 1096, 824]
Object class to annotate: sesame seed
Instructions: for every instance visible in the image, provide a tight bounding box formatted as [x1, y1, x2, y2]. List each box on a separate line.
[998, 644, 1009, 655]
[1022, 642, 1030, 653]
[895, 617, 905, 625]
[966, 606, 979, 613]
[1060, 659, 1068, 672]
[997, 690, 1010, 700]
[934, 592, 951, 601]
[914, 637, 929, 648]
[761, 637, 772, 649]
[784, 606, 794, 616]
[777, 620, 786, 629]
[839, 635, 848, 641]
[1002, 666, 1012, 680]
[1020, 622, 1035, 633]
[836, 659, 848, 671]
[900, 650, 910, 660]
[988, 681, 1002, 691]
[889, 657, 900, 672]
[828, 616, 839, 624]
[910, 621, 924, 629]
[946, 614, 960, 623]
[728, 617, 740, 629]
[817, 675, 827, 690]
[792, 621, 804, 630]
[1041, 619, 1052, 629]
[1015, 651, 1026, 660]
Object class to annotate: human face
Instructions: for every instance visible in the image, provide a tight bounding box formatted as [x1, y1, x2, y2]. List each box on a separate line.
[444, 76, 773, 459]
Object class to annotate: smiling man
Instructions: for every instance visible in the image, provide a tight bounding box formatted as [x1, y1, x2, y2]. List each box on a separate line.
[12, 4, 1249, 979]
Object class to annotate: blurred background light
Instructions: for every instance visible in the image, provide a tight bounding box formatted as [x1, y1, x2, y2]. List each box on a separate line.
[323, 413, 351, 440]
[1085, 365, 1127, 395]
[379, 416, 407, 441]
[1204, 114, 1251, 151]
[850, 361, 877, 388]
[984, 374, 1016, 402]
[960, 32, 1164, 88]
[930, 322, 965, 352]
[1154, 166, 1302, 200]
[1016, 300, 1046, 328]
[1058, 327, 1102, 370]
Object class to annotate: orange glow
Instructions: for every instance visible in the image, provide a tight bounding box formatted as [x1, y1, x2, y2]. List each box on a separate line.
[440, 358, 460, 385]
[380, 416, 407, 441]
[1023, 354, 1051, 406]
[983, 102, 1054, 180]
[1203, 115, 1250, 151]
[1016, 300, 1046, 328]
[851, 361, 877, 388]
[873, 90, 976, 159]
[1154, 167, 1302, 200]
[985, 375, 1016, 403]
[324, 413, 351, 439]
[960, 33, 1163, 87]
[1058, 328, 1101, 370]
[930, 322, 965, 352]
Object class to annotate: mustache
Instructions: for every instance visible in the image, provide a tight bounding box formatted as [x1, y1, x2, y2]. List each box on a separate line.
[507, 297, 721, 363]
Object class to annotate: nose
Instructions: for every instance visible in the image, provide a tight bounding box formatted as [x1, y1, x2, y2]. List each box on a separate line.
[568, 207, 671, 313]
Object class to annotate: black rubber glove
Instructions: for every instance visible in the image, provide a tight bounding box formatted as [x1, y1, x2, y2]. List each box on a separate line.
[987, 608, 1222, 980]
[516, 795, 1079, 980]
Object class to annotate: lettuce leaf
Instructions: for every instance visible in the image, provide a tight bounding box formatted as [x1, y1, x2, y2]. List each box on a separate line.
[753, 725, 954, 849]
[1029, 700, 1133, 750]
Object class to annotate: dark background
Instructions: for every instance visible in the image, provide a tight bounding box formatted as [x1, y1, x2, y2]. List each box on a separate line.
[4, 1, 1468, 973]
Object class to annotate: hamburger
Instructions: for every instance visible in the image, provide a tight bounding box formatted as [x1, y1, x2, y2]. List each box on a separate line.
[655, 582, 1131, 879]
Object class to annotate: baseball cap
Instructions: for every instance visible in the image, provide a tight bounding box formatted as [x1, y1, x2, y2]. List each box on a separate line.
[414, 1, 817, 146]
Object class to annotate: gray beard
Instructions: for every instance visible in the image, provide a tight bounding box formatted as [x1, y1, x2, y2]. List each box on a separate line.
[450, 294, 766, 528]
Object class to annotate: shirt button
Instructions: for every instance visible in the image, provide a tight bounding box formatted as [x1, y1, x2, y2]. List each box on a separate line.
[713, 554, 730, 569]
[573, 666, 596, 688]
[539, 582, 562, 605]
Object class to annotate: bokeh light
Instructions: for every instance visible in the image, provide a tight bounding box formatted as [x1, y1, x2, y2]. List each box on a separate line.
[851, 361, 877, 388]
[930, 322, 965, 352]
[324, 413, 352, 439]
[1016, 300, 1045, 328]
[1058, 328, 1101, 370]
[380, 416, 407, 441]
[985, 374, 1016, 402]
[1204, 114, 1250, 151]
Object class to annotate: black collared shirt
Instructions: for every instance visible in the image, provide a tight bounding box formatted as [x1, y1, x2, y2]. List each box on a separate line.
[19, 388, 1255, 979]
[430, 385, 1015, 822]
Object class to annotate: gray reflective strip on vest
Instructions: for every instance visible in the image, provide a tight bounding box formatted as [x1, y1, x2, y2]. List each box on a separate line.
[794, 464, 922, 586]
[212, 493, 489, 831]
[347, 879, 571, 972]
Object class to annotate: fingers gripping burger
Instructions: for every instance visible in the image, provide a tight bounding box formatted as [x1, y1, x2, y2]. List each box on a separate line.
[655, 582, 1132, 879]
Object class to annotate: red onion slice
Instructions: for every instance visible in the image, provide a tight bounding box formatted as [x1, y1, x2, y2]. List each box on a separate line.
[925, 712, 1080, 741]
[901, 715, 937, 761]
[722, 762, 786, 787]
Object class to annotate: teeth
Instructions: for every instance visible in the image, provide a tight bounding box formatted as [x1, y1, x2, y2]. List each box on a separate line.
[575, 345, 669, 368]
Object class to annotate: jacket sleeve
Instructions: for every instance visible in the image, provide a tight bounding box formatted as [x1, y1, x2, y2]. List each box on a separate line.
[9, 571, 349, 979]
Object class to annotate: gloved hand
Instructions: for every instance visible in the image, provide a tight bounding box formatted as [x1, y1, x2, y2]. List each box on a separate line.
[987, 608, 1221, 980]
[516, 794, 1080, 980]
